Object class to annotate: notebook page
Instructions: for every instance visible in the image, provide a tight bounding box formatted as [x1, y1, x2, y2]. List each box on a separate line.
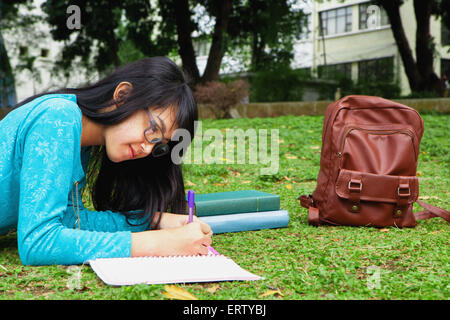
[88, 255, 263, 286]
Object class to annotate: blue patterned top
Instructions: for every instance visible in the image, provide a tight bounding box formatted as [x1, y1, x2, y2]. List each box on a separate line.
[0, 94, 148, 265]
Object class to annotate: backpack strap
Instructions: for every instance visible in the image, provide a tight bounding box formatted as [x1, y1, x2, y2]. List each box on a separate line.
[414, 200, 450, 222]
[308, 207, 320, 226]
[299, 195, 320, 226]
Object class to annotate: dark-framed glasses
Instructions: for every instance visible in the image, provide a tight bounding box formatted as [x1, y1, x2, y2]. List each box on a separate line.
[144, 109, 170, 157]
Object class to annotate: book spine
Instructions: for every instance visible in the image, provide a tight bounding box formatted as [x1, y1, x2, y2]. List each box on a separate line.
[195, 195, 280, 217]
[199, 210, 289, 234]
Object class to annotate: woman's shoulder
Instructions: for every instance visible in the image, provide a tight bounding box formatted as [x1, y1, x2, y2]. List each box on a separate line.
[34, 94, 80, 119]
[11, 93, 82, 140]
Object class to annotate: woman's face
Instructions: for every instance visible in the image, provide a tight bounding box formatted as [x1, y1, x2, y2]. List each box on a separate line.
[103, 106, 178, 163]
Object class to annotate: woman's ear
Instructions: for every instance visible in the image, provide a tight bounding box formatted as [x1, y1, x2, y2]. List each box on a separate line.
[113, 81, 133, 107]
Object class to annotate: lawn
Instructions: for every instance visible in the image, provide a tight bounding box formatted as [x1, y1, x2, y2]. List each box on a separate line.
[0, 114, 448, 300]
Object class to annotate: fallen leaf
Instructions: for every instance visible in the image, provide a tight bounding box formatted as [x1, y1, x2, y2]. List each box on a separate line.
[286, 184, 292, 189]
[285, 154, 298, 159]
[379, 228, 390, 232]
[185, 180, 196, 186]
[311, 146, 320, 150]
[259, 289, 284, 298]
[231, 170, 241, 177]
[162, 285, 198, 300]
[242, 180, 251, 184]
[206, 284, 220, 294]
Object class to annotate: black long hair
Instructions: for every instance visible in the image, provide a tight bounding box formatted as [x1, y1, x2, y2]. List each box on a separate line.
[12, 57, 197, 229]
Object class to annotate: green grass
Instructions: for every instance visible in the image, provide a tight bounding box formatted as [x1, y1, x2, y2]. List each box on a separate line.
[0, 114, 448, 300]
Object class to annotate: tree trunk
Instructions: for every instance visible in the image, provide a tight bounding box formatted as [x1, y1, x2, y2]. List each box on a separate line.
[379, 0, 422, 92]
[413, 0, 443, 94]
[379, 0, 443, 95]
[174, 0, 201, 83]
[201, 0, 232, 83]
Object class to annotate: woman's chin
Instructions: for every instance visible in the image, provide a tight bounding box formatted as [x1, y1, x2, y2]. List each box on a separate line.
[106, 151, 123, 163]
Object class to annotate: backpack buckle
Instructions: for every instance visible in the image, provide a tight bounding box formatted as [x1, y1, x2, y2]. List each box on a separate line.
[397, 185, 411, 197]
[348, 179, 362, 192]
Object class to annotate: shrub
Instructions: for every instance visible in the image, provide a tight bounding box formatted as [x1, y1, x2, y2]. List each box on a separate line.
[250, 67, 310, 102]
[194, 79, 250, 119]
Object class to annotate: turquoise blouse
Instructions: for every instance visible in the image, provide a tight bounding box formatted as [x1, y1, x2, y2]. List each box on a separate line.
[0, 94, 148, 266]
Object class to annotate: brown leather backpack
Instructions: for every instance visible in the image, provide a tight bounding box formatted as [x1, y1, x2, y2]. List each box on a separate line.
[299, 95, 449, 227]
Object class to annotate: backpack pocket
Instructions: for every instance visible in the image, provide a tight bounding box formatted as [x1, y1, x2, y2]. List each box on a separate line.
[337, 124, 418, 176]
[331, 168, 418, 227]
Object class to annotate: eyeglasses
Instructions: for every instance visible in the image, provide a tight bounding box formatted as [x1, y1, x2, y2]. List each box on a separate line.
[144, 109, 170, 157]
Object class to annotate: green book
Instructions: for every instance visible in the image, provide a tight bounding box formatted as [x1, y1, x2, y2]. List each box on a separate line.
[185, 190, 280, 217]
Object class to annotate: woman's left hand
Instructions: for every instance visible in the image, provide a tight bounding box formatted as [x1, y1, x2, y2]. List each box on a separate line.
[158, 212, 211, 233]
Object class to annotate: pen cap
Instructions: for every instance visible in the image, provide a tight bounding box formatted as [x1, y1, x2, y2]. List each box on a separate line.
[187, 190, 195, 207]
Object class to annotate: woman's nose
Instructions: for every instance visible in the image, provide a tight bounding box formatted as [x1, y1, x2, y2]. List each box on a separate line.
[141, 141, 153, 155]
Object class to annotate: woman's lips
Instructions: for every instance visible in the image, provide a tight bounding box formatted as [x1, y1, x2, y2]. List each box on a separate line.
[129, 146, 135, 159]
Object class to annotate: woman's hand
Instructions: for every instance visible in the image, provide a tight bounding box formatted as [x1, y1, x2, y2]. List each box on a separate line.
[158, 212, 210, 231]
[131, 221, 213, 257]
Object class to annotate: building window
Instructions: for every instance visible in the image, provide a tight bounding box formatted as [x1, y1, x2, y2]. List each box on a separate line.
[318, 62, 352, 79]
[359, 2, 389, 30]
[299, 14, 311, 40]
[319, 6, 352, 36]
[442, 21, 450, 46]
[442, 59, 450, 77]
[19, 46, 28, 56]
[40, 48, 49, 58]
[358, 57, 394, 82]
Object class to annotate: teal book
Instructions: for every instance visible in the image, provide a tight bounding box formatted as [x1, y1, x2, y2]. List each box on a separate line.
[199, 210, 289, 234]
[186, 190, 280, 217]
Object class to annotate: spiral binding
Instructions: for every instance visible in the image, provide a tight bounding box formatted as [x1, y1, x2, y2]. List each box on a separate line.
[94, 254, 226, 262]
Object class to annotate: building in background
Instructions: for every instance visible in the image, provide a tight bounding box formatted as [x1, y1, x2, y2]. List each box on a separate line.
[2, 0, 450, 104]
[0, 31, 17, 107]
[2, 0, 95, 105]
[310, 0, 450, 96]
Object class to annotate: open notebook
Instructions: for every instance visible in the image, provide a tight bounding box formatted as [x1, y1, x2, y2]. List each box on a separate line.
[88, 249, 263, 286]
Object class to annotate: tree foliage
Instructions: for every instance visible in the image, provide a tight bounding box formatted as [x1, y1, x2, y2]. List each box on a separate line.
[39, 0, 304, 84]
[227, 0, 305, 71]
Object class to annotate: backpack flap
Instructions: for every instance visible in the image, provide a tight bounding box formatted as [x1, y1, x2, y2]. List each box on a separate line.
[334, 168, 418, 227]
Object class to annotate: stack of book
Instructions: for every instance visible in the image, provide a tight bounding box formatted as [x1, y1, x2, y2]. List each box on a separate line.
[186, 190, 289, 234]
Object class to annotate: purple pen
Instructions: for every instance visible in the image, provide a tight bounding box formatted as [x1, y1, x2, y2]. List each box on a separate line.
[187, 190, 219, 255]
[187, 189, 195, 223]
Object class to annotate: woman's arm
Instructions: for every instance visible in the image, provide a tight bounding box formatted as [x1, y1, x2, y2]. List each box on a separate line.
[64, 180, 149, 233]
[17, 102, 132, 265]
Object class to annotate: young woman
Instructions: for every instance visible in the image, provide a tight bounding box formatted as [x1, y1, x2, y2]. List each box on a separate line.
[0, 57, 212, 266]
